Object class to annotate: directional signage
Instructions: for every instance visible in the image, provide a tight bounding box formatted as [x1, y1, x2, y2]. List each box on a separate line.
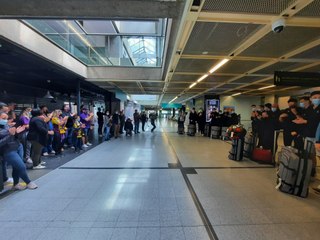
[274, 71, 320, 87]
[161, 103, 182, 109]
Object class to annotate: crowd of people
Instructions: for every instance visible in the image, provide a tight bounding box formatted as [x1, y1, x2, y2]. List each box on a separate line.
[177, 107, 239, 135]
[0, 101, 157, 191]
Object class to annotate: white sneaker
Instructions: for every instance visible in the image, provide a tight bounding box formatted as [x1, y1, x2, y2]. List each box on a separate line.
[50, 150, 56, 154]
[40, 161, 46, 165]
[33, 164, 46, 169]
[4, 178, 13, 186]
[13, 183, 26, 190]
[87, 142, 92, 146]
[82, 144, 88, 148]
[27, 182, 38, 190]
[71, 146, 75, 150]
[42, 152, 49, 156]
[26, 158, 33, 164]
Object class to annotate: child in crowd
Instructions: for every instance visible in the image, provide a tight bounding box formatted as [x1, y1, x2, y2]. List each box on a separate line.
[72, 115, 84, 152]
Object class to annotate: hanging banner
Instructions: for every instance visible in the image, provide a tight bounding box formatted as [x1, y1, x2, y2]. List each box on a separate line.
[274, 71, 320, 87]
[161, 103, 182, 109]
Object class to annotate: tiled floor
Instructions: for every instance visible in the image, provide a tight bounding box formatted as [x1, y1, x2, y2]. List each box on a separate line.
[0, 119, 319, 240]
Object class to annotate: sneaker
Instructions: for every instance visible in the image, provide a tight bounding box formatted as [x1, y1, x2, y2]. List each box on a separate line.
[71, 146, 75, 150]
[99, 134, 103, 137]
[42, 152, 49, 156]
[26, 158, 33, 164]
[49, 150, 56, 155]
[33, 164, 46, 169]
[82, 144, 88, 148]
[27, 182, 38, 190]
[4, 178, 14, 187]
[87, 142, 92, 146]
[61, 148, 64, 152]
[40, 161, 46, 165]
[13, 183, 26, 190]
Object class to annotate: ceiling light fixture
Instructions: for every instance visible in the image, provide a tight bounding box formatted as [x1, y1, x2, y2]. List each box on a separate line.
[231, 92, 241, 97]
[43, 91, 54, 99]
[197, 74, 208, 83]
[209, 59, 229, 74]
[189, 82, 197, 89]
[169, 96, 178, 103]
[258, 85, 276, 90]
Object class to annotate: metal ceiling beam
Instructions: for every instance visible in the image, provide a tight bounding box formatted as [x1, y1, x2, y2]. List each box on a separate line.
[0, 0, 182, 19]
[87, 79, 164, 83]
[197, 12, 320, 28]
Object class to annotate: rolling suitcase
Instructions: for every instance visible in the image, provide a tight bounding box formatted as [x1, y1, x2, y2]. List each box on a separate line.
[243, 133, 256, 158]
[211, 126, 221, 139]
[276, 141, 313, 198]
[252, 147, 273, 164]
[187, 124, 196, 136]
[204, 124, 210, 137]
[228, 138, 244, 161]
[178, 123, 184, 134]
[221, 127, 228, 140]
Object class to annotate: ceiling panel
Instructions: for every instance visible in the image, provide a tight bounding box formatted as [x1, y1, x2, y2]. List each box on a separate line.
[255, 62, 308, 74]
[168, 82, 190, 88]
[231, 76, 267, 84]
[175, 59, 218, 73]
[171, 74, 201, 82]
[295, 0, 320, 17]
[183, 22, 261, 55]
[291, 45, 320, 59]
[204, 75, 232, 83]
[296, 64, 320, 72]
[240, 27, 320, 58]
[113, 82, 139, 88]
[141, 82, 164, 88]
[202, 0, 295, 14]
[216, 60, 264, 74]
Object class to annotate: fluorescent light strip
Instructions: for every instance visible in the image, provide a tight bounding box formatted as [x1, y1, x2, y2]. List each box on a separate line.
[209, 59, 229, 74]
[231, 92, 241, 97]
[197, 74, 209, 83]
[169, 96, 178, 103]
[258, 85, 276, 90]
[189, 82, 197, 89]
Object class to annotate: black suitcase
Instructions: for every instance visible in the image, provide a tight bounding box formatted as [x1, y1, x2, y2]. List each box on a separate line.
[178, 123, 184, 134]
[276, 141, 313, 198]
[228, 138, 244, 161]
[187, 124, 196, 136]
[211, 126, 221, 139]
[204, 124, 210, 137]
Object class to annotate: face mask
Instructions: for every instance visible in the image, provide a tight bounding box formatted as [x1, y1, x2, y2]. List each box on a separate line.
[312, 99, 320, 106]
[0, 119, 8, 126]
[299, 102, 305, 108]
[271, 108, 277, 112]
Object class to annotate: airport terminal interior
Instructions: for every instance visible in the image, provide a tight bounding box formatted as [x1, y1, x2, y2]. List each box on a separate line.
[0, 0, 320, 239]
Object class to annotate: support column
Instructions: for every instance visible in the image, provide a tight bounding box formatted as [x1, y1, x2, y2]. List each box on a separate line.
[77, 80, 81, 114]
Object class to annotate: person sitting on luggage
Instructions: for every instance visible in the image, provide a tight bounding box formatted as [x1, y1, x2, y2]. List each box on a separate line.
[124, 118, 133, 136]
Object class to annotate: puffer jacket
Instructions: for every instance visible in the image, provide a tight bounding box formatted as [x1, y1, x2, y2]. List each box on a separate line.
[0, 125, 20, 155]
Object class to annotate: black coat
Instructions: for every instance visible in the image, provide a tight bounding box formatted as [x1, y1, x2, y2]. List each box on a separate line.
[27, 117, 49, 146]
[0, 126, 20, 154]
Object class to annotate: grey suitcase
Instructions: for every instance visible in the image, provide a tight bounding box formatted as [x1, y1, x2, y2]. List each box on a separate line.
[187, 124, 196, 136]
[204, 124, 210, 137]
[276, 141, 313, 198]
[211, 126, 220, 139]
[228, 138, 244, 161]
[243, 133, 256, 158]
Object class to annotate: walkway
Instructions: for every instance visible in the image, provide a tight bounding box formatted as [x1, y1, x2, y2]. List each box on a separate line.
[0, 120, 319, 240]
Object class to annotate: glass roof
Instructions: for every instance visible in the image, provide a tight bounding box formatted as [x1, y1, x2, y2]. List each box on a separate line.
[23, 19, 167, 67]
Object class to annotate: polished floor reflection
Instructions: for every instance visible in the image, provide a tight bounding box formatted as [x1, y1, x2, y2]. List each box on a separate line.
[0, 119, 319, 240]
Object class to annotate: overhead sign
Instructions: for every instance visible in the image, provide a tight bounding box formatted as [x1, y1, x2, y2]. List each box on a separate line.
[274, 71, 320, 87]
[161, 103, 182, 109]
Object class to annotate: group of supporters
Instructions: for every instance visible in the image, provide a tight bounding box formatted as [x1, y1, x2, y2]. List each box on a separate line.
[177, 107, 239, 135]
[251, 91, 320, 181]
[96, 109, 157, 139]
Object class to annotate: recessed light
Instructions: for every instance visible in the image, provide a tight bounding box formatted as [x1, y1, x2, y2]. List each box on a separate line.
[202, 51, 208, 55]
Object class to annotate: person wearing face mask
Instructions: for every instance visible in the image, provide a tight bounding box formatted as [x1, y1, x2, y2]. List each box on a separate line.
[279, 98, 299, 146]
[293, 93, 320, 176]
[0, 111, 37, 190]
[80, 107, 94, 147]
[104, 110, 111, 141]
[72, 114, 84, 152]
[51, 110, 67, 155]
[257, 111, 276, 151]
[229, 109, 239, 126]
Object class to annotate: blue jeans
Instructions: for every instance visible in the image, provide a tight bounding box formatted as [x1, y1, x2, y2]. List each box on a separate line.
[3, 144, 31, 185]
[134, 122, 140, 133]
[104, 126, 110, 141]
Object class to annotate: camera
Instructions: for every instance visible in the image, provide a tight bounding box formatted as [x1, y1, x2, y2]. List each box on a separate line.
[272, 19, 286, 33]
